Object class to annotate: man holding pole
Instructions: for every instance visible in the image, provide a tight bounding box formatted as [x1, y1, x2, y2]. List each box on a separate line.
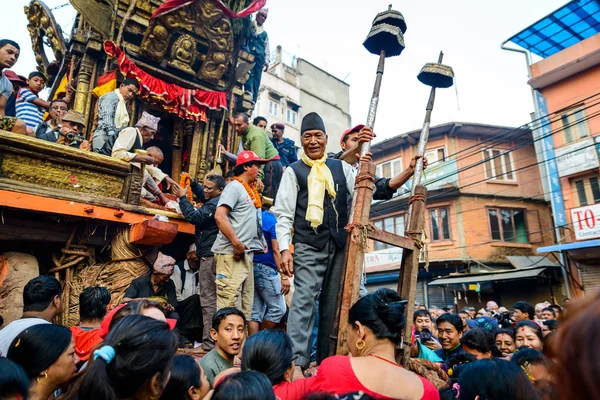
[274, 112, 423, 376]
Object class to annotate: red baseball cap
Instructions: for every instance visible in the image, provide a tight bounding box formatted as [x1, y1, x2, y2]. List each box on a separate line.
[236, 150, 270, 167]
[3, 70, 26, 87]
[340, 124, 365, 144]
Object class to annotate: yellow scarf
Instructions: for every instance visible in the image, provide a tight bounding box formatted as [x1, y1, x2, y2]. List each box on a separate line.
[301, 152, 336, 229]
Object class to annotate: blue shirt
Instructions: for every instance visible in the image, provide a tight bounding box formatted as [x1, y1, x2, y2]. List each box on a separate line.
[272, 137, 298, 167]
[253, 210, 277, 268]
[16, 88, 43, 129]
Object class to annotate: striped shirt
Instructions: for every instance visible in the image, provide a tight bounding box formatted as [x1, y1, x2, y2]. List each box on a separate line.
[16, 88, 43, 129]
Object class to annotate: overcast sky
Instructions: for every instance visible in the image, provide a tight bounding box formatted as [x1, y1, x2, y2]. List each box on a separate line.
[6, 0, 566, 142]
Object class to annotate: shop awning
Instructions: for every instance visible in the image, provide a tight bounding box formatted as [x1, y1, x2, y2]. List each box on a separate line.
[537, 239, 600, 263]
[506, 0, 600, 58]
[428, 266, 554, 286]
[505, 256, 559, 269]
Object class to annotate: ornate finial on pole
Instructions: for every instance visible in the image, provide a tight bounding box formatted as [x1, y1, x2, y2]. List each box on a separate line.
[405, 52, 455, 226]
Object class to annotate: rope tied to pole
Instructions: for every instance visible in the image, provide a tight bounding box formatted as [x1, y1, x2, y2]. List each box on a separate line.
[346, 222, 376, 252]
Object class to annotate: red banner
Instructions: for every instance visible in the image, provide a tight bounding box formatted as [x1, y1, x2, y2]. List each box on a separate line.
[152, 0, 266, 19]
[104, 41, 227, 122]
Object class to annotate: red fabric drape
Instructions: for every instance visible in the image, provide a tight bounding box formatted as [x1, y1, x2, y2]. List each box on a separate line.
[104, 41, 227, 122]
[152, 0, 266, 19]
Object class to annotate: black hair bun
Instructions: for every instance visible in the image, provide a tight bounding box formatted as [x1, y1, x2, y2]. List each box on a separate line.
[374, 289, 406, 333]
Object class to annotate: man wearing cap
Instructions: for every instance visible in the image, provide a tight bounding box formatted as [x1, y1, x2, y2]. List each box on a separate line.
[232, 112, 282, 199]
[98, 111, 170, 205]
[212, 150, 268, 320]
[38, 110, 91, 150]
[3, 70, 26, 117]
[177, 174, 226, 350]
[334, 124, 427, 199]
[171, 244, 203, 344]
[271, 122, 297, 168]
[123, 252, 179, 313]
[274, 112, 377, 373]
[245, 8, 269, 103]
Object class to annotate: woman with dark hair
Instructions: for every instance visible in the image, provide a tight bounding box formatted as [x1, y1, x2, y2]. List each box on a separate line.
[0, 358, 30, 400]
[511, 348, 552, 382]
[7, 324, 77, 400]
[515, 321, 544, 351]
[241, 330, 315, 399]
[460, 329, 499, 360]
[494, 328, 516, 358]
[97, 299, 175, 339]
[212, 370, 276, 400]
[549, 291, 600, 399]
[456, 359, 539, 400]
[159, 354, 210, 400]
[62, 314, 178, 400]
[312, 289, 439, 399]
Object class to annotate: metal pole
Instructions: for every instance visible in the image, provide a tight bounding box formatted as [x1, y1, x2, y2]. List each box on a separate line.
[406, 51, 444, 226]
[361, 50, 386, 155]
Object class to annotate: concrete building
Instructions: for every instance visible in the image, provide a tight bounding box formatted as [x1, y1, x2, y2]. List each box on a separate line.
[253, 46, 351, 153]
[366, 122, 564, 309]
[504, 0, 600, 296]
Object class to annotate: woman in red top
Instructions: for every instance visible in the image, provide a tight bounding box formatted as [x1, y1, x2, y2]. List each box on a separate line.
[312, 288, 439, 400]
[241, 329, 316, 400]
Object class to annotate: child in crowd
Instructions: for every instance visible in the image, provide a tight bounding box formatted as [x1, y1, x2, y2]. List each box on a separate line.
[15, 71, 51, 130]
[200, 307, 246, 387]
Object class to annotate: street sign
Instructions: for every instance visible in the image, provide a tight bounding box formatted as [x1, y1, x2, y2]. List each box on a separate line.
[571, 204, 600, 241]
[364, 248, 403, 273]
[555, 137, 599, 177]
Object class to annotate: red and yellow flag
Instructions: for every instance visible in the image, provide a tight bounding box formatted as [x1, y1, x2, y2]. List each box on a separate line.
[92, 71, 117, 98]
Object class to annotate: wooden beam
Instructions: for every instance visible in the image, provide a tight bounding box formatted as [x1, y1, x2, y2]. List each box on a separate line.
[397, 185, 427, 366]
[368, 230, 415, 251]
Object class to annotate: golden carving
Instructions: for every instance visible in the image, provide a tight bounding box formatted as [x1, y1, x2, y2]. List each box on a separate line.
[168, 35, 197, 74]
[1, 153, 124, 199]
[24, 0, 67, 78]
[140, 0, 233, 84]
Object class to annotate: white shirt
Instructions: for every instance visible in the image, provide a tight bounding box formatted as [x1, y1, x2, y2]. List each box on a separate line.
[0, 318, 49, 356]
[111, 127, 143, 161]
[273, 159, 355, 252]
[171, 260, 199, 302]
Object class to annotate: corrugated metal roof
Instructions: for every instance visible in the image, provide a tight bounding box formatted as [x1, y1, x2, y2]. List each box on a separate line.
[507, 0, 600, 58]
[505, 255, 559, 269]
[428, 266, 555, 286]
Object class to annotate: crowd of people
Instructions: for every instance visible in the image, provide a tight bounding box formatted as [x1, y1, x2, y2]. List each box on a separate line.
[2, 22, 599, 400]
[1, 272, 599, 400]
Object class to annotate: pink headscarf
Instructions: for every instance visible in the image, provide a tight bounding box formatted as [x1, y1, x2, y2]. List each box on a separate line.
[153, 252, 175, 275]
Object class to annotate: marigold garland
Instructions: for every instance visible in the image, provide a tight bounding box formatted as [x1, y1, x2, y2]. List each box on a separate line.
[235, 177, 261, 208]
[179, 173, 193, 203]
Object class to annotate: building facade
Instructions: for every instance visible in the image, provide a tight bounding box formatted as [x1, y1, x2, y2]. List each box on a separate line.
[505, 0, 600, 295]
[253, 46, 351, 152]
[366, 122, 563, 309]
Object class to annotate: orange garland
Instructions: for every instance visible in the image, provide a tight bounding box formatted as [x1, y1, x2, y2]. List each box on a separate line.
[179, 173, 193, 203]
[234, 177, 261, 209]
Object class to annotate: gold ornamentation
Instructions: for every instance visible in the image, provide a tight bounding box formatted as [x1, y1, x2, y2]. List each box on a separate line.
[168, 35, 197, 74]
[37, 371, 49, 384]
[24, 0, 67, 79]
[356, 339, 366, 350]
[140, 0, 233, 83]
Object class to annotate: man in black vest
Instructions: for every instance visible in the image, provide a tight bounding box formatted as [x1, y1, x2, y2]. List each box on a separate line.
[274, 112, 360, 374]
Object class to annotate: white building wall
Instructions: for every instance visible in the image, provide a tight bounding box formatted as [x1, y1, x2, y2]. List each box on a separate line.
[253, 47, 352, 154]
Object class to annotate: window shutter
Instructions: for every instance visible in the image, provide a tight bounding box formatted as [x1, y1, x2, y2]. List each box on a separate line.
[526, 209, 543, 243]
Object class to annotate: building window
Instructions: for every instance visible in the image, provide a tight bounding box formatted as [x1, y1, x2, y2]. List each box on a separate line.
[376, 157, 402, 179]
[483, 149, 515, 181]
[268, 100, 279, 117]
[488, 208, 528, 243]
[561, 107, 588, 143]
[573, 176, 600, 207]
[430, 207, 451, 241]
[373, 215, 405, 250]
[286, 108, 297, 126]
[425, 147, 446, 165]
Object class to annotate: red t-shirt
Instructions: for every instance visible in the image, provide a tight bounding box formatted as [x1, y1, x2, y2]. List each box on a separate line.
[312, 355, 439, 400]
[70, 326, 103, 362]
[273, 376, 316, 400]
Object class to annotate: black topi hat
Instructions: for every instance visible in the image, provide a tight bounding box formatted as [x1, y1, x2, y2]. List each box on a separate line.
[301, 112, 326, 134]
